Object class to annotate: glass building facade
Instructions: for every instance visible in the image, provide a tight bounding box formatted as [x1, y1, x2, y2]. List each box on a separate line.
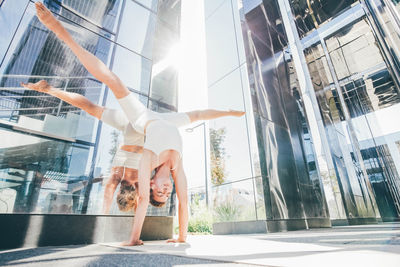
[1, 0, 399, 233]
[0, 0, 180, 216]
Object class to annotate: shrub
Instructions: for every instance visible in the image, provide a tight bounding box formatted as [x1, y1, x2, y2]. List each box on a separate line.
[214, 200, 240, 222]
[188, 217, 212, 234]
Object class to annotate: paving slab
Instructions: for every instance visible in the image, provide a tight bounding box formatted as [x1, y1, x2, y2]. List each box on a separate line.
[0, 245, 253, 267]
[108, 223, 400, 267]
[0, 223, 399, 267]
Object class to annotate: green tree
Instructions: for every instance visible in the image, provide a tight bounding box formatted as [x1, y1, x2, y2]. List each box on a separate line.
[210, 127, 228, 210]
[109, 130, 120, 165]
[210, 127, 227, 186]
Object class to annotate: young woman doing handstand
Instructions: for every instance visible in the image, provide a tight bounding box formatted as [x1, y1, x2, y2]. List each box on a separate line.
[28, 2, 244, 246]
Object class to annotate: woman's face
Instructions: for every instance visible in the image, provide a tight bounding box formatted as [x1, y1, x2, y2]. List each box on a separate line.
[151, 178, 173, 203]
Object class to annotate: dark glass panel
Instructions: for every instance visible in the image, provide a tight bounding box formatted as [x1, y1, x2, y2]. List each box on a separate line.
[0, 128, 93, 214]
[289, 0, 358, 37]
[362, 145, 400, 219]
[48, 0, 122, 33]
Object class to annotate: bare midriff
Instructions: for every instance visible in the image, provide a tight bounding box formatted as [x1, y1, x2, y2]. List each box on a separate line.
[120, 145, 143, 153]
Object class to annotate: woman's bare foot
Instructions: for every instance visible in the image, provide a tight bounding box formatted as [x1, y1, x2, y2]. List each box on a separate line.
[35, 2, 67, 38]
[21, 80, 52, 93]
[229, 110, 246, 117]
[167, 238, 186, 243]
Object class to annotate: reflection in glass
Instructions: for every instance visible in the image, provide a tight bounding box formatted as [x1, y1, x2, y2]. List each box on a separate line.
[157, 0, 181, 32]
[205, 0, 239, 85]
[112, 46, 152, 95]
[135, 0, 159, 12]
[208, 69, 252, 183]
[0, 0, 30, 63]
[51, 0, 122, 33]
[212, 179, 256, 222]
[290, 0, 357, 37]
[0, 1, 114, 143]
[0, 129, 92, 214]
[148, 1, 181, 110]
[304, 17, 400, 219]
[288, 75, 330, 219]
[304, 43, 333, 91]
[362, 145, 400, 219]
[366, 0, 400, 88]
[117, 0, 156, 59]
[242, 0, 331, 223]
[149, 64, 178, 110]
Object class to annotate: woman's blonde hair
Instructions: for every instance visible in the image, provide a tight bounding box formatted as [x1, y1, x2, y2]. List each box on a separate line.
[116, 182, 138, 212]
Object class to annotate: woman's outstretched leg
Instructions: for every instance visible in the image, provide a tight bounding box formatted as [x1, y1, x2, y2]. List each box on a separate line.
[35, 2, 129, 99]
[35, 2, 147, 127]
[186, 109, 245, 123]
[21, 80, 104, 119]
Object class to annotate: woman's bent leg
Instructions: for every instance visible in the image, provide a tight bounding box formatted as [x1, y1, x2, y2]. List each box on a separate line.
[117, 93, 147, 132]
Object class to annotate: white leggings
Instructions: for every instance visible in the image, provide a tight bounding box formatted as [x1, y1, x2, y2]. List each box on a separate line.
[118, 93, 184, 156]
[118, 93, 159, 134]
[112, 149, 141, 169]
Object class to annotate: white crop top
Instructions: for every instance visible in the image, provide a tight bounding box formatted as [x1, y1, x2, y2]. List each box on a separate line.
[100, 108, 191, 146]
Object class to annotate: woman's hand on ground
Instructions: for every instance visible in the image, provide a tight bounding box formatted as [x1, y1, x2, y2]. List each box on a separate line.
[21, 80, 52, 93]
[121, 239, 144, 246]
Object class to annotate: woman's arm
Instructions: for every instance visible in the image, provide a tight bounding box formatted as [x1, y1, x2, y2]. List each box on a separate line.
[186, 109, 245, 123]
[102, 168, 122, 214]
[21, 80, 104, 119]
[122, 150, 153, 246]
[168, 161, 188, 243]
[35, 2, 130, 99]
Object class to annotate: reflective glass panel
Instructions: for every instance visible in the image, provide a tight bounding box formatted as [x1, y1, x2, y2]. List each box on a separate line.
[0, 128, 93, 214]
[117, 0, 156, 59]
[157, 0, 181, 32]
[324, 19, 400, 217]
[148, 11, 180, 110]
[212, 179, 257, 222]
[208, 69, 252, 183]
[205, 0, 239, 86]
[181, 122, 207, 191]
[290, 0, 358, 37]
[0, 0, 30, 63]
[204, 0, 226, 18]
[49, 0, 122, 33]
[232, 0, 246, 65]
[254, 176, 266, 220]
[112, 46, 152, 95]
[304, 44, 334, 90]
[0, 1, 114, 143]
[135, 0, 158, 12]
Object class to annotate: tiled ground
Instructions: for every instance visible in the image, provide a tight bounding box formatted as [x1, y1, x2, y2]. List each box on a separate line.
[1, 223, 399, 267]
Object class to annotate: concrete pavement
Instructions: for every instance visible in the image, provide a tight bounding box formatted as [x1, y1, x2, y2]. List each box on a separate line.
[0, 223, 399, 266]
